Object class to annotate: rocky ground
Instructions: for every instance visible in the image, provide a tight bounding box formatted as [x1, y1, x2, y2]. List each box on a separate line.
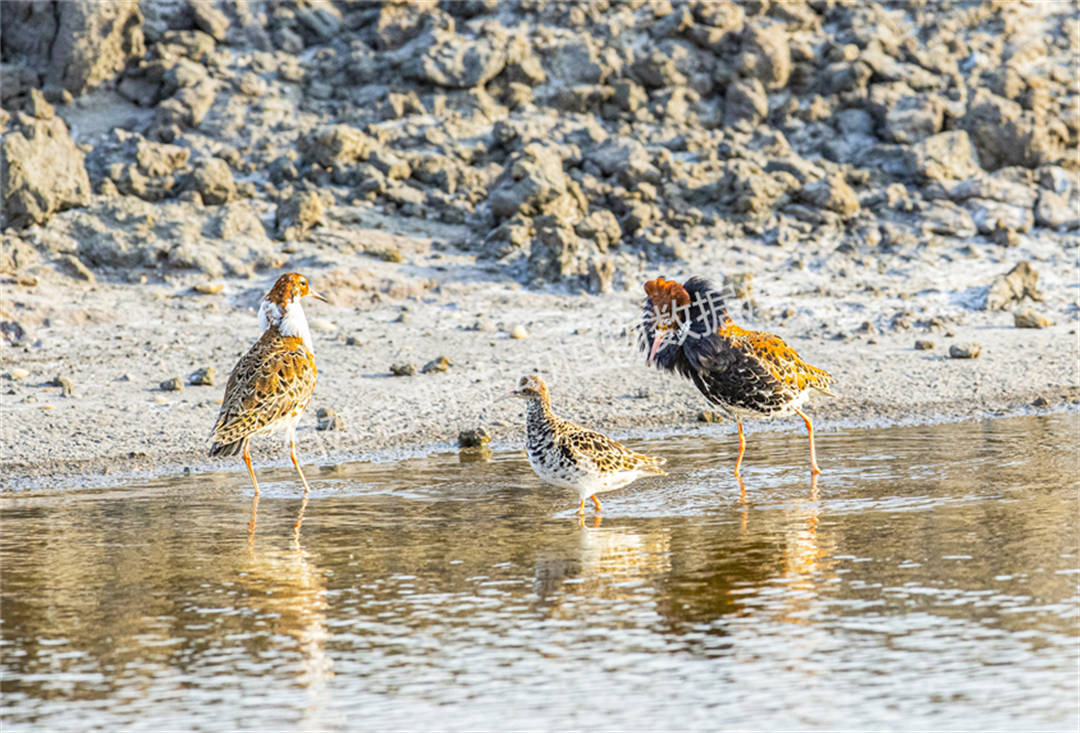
[1, 0, 1077, 489]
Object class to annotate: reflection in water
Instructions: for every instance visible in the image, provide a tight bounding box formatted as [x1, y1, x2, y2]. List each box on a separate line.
[1, 414, 1077, 730]
[240, 532, 331, 724]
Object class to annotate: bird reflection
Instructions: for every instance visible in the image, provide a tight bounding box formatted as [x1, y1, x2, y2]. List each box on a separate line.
[531, 523, 671, 612]
[239, 502, 332, 719]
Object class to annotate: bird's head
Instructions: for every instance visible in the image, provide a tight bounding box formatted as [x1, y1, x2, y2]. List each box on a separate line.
[642, 277, 692, 365]
[510, 374, 549, 401]
[259, 272, 328, 341]
[265, 272, 327, 309]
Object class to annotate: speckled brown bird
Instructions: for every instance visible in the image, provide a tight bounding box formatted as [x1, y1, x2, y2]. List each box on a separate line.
[640, 276, 834, 476]
[210, 272, 327, 496]
[508, 375, 666, 516]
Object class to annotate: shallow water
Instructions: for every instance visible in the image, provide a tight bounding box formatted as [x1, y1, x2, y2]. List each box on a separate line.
[2, 414, 1078, 731]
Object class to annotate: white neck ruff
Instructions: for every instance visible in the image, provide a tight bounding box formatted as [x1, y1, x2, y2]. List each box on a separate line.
[258, 299, 314, 352]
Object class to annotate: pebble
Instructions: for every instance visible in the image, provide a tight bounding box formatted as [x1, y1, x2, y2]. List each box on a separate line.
[189, 366, 216, 386]
[312, 319, 336, 332]
[422, 356, 452, 373]
[1031, 395, 1050, 407]
[1014, 310, 1052, 329]
[948, 343, 981, 359]
[193, 283, 224, 295]
[316, 407, 344, 431]
[9, 368, 30, 380]
[160, 377, 184, 391]
[509, 325, 528, 339]
[390, 363, 417, 377]
[914, 339, 934, 350]
[458, 427, 492, 447]
[698, 410, 723, 423]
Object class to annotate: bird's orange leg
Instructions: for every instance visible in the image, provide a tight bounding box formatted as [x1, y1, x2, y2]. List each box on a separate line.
[243, 441, 260, 536]
[290, 434, 313, 494]
[591, 495, 602, 512]
[578, 499, 586, 516]
[793, 408, 821, 475]
[243, 440, 260, 494]
[734, 417, 746, 477]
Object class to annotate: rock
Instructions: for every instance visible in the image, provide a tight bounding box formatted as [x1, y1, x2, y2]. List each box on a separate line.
[984, 262, 1042, 311]
[458, 427, 491, 448]
[209, 201, 267, 241]
[1, 322, 29, 345]
[546, 39, 606, 84]
[725, 77, 768, 127]
[963, 198, 1033, 234]
[1014, 310, 1052, 329]
[1, 90, 92, 228]
[948, 343, 981, 359]
[409, 33, 506, 89]
[7, 0, 147, 96]
[799, 173, 859, 218]
[1032, 395, 1050, 408]
[921, 200, 976, 237]
[421, 356, 452, 373]
[49, 375, 75, 396]
[188, 366, 216, 385]
[193, 283, 224, 295]
[739, 22, 790, 89]
[136, 139, 189, 178]
[296, 1, 342, 43]
[587, 257, 615, 294]
[487, 144, 577, 223]
[883, 95, 943, 143]
[275, 191, 325, 240]
[914, 339, 934, 350]
[1035, 189, 1079, 229]
[160, 376, 184, 391]
[390, 363, 417, 377]
[905, 131, 982, 183]
[57, 254, 97, 282]
[190, 0, 229, 43]
[960, 90, 1065, 170]
[509, 324, 528, 339]
[300, 125, 375, 167]
[316, 407, 344, 431]
[184, 158, 235, 206]
[589, 136, 651, 179]
[698, 410, 723, 423]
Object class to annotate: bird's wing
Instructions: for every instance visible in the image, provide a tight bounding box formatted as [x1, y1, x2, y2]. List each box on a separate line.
[735, 329, 834, 392]
[211, 334, 317, 445]
[560, 422, 666, 475]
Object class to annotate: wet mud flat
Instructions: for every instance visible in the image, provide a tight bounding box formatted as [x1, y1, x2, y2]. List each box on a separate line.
[2, 413, 1077, 731]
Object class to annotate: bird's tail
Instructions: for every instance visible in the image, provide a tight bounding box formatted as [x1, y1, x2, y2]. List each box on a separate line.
[641, 454, 667, 475]
[209, 437, 246, 457]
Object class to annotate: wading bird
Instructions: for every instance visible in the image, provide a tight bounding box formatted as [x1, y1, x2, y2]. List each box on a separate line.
[210, 272, 327, 506]
[506, 375, 666, 517]
[640, 276, 833, 476]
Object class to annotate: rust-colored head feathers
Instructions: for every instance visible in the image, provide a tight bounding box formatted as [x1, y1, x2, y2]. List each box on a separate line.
[266, 273, 326, 307]
[643, 277, 691, 325]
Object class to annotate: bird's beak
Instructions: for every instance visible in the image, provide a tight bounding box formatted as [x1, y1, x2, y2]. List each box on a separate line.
[647, 331, 666, 366]
[308, 289, 328, 303]
[491, 390, 518, 404]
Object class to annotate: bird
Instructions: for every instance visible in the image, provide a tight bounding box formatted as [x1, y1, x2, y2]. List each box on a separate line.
[640, 276, 834, 476]
[506, 375, 667, 516]
[210, 272, 328, 502]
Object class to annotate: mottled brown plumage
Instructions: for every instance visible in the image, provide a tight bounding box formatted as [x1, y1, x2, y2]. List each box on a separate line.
[641, 276, 834, 475]
[509, 375, 666, 516]
[210, 272, 327, 504]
